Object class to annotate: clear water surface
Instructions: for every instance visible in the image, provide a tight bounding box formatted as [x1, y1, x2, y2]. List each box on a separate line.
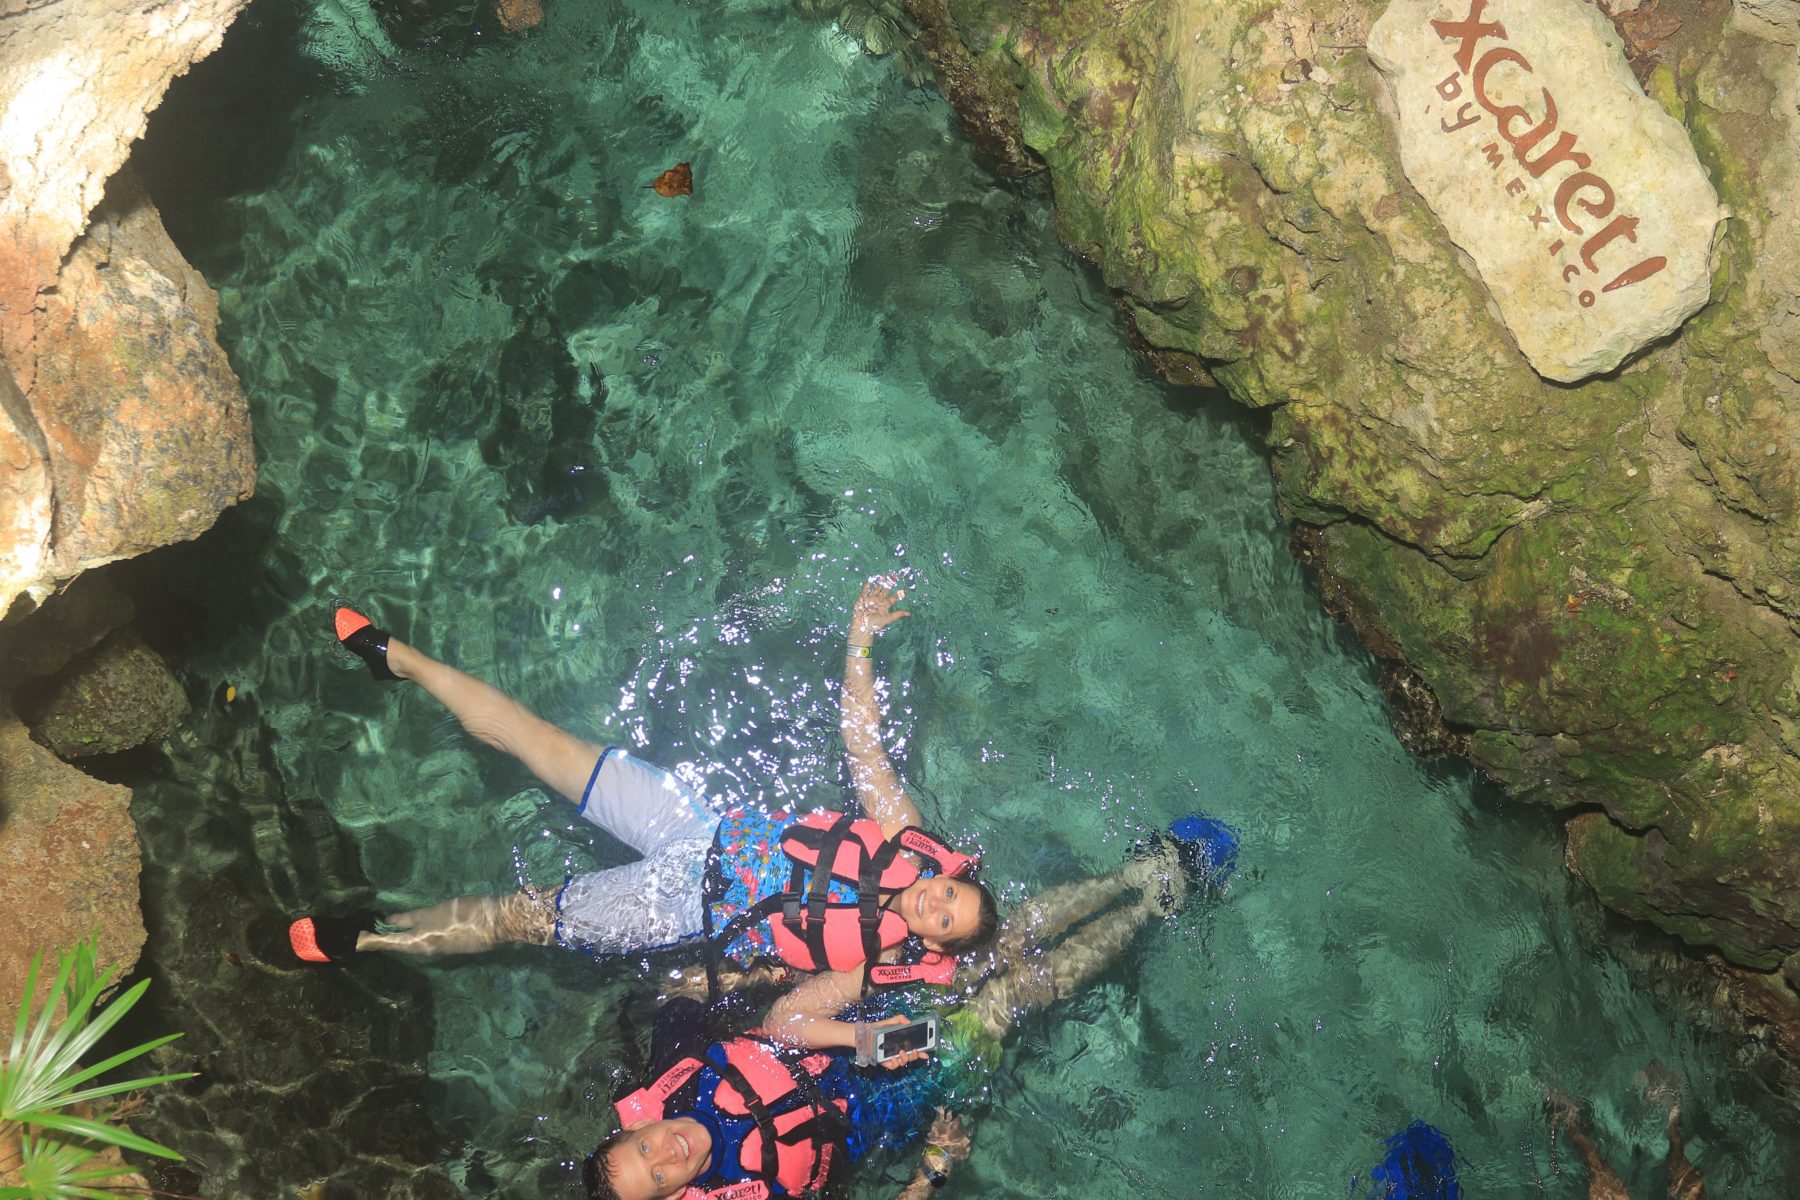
[136, 0, 1800, 1194]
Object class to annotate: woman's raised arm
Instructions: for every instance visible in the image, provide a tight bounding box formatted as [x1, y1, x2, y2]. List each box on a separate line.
[841, 577, 925, 838]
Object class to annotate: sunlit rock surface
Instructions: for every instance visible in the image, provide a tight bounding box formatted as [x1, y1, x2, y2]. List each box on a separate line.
[0, 0, 254, 616]
[903, 0, 1800, 1040]
[1368, 0, 1723, 381]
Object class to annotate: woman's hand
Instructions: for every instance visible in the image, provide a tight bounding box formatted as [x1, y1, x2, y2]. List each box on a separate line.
[849, 578, 910, 647]
[853, 1014, 933, 1070]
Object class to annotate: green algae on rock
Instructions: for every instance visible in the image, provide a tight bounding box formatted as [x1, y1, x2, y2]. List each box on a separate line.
[24, 626, 189, 759]
[896, 0, 1800, 1042]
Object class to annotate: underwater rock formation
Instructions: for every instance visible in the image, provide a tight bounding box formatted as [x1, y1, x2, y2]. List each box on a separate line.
[24, 626, 189, 758]
[0, 572, 150, 999]
[901, 0, 1800, 1044]
[1, 570, 189, 760]
[0, 0, 255, 617]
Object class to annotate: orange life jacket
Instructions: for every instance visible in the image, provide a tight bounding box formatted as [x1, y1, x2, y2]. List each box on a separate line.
[614, 1036, 846, 1200]
[703, 810, 977, 995]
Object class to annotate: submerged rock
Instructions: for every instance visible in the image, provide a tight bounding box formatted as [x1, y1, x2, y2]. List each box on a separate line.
[899, 0, 1800, 1051]
[0, 568, 152, 1001]
[24, 626, 189, 758]
[495, 0, 544, 32]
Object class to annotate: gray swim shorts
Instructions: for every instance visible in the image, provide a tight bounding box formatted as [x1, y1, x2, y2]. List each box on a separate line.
[554, 748, 721, 954]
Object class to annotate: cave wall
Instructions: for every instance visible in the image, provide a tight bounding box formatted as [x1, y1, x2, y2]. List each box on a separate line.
[900, 0, 1800, 1044]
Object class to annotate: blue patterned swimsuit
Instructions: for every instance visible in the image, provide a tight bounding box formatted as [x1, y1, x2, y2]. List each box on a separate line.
[708, 807, 858, 963]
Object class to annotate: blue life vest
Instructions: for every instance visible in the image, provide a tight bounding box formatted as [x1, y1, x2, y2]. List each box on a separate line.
[615, 1037, 852, 1200]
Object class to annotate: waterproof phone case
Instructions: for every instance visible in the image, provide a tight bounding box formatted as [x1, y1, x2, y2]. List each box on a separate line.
[872, 1014, 939, 1064]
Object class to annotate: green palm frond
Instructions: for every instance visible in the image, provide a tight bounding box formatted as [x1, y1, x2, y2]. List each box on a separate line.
[0, 938, 196, 1200]
[6, 1127, 105, 1200]
[54, 945, 98, 1029]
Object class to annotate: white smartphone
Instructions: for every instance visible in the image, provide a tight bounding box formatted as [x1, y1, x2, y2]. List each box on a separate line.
[872, 1014, 939, 1064]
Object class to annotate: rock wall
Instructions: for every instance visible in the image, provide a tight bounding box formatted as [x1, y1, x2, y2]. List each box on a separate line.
[0, 708, 143, 1004]
[1, 0, 253, 1009]
[1, 0, 255, 619]
[904, 0, 1800, 1044]
[0, 566, 193, 1008]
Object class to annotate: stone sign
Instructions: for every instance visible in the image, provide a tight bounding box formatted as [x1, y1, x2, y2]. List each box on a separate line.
[1369, 0, 1723, 382]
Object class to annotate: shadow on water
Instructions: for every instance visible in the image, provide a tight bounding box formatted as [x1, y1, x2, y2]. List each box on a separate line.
[89, 483, 466, 1194]
[134, 0, 319, 279]
[103, 685, 458, 1197]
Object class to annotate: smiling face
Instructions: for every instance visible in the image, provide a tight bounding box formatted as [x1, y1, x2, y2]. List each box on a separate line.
[603, 1117, 713, 1200]
[898, 875, 983, 949]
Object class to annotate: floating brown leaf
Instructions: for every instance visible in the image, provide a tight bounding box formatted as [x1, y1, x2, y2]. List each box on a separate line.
[651, 162, 693, 197]
[495, 0, 544, 32]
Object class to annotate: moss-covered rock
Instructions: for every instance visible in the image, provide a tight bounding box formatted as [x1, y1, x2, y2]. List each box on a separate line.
[900, 0, 1800, 1033]
[27, 626, 189, 758]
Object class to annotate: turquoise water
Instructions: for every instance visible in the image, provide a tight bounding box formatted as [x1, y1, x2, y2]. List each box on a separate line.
[134, 0, 1800, 1194]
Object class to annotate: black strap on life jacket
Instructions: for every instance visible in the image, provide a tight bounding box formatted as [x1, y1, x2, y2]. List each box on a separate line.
[713, 1040, 846, 1198]
[701, 814, 965, 1002]
[713, 1057, 781, 1185]
[786, 812, 906, 980]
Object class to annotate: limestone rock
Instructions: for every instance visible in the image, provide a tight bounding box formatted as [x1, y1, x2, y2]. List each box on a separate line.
[1368, 0, 1724, 382]
[0, 0, 250, 371]
[0, 368, 51, 613]
[0, 0, 255, 617]
[1735, 0, 1800, 43]
[0, 570, 135, 681]
[27, 626, 189, 758]
[24, 173, 255, 598]
[0, 708, 144, 1008]
[496, 0, 545, 32]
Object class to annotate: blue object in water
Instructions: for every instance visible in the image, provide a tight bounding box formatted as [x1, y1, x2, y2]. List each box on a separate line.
[1168, 812, 1240, 884]
[1353, 1122, 1461, 1200]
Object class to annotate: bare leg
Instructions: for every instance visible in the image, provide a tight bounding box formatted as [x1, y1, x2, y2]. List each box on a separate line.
[660, 960, 796, 1003]
[1547, 1093, 1631, 1200]
[357, 891, 555, 956]
[967, 879, 1165, 1042]
[385, 638, 602, 806]
[1665, 1104, 1704, 1200]
[994, 872, 1138, 963]
[994, 842, 1182, 962]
